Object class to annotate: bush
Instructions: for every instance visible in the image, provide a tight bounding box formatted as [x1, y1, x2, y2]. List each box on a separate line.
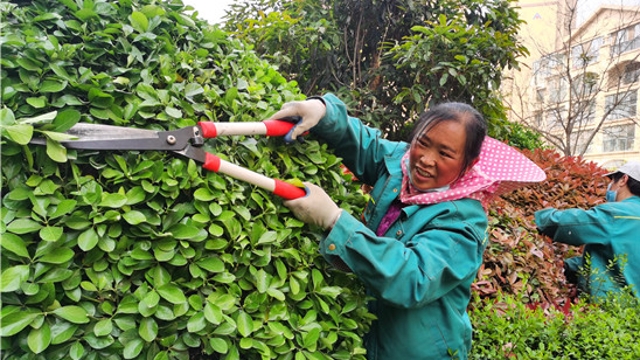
[474, 149, 609, 307]
[0, 0, 372, 359]
[469, 291, 640, 359]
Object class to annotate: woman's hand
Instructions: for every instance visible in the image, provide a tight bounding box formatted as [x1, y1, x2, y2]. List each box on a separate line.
[283, 182, 341, 230]
[268, 98, 326, 143]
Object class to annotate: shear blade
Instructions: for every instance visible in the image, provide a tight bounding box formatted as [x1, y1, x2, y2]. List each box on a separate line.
[30, 123, 196, 151]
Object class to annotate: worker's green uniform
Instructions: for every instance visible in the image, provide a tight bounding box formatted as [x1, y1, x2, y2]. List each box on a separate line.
[311, 94, 489, 359]
[535, 196, 640, 298]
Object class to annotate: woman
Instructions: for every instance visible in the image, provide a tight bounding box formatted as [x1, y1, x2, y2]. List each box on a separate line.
[269, 93, 544, 359]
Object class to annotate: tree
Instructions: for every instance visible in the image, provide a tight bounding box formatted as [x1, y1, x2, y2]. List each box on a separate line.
[224, 0, 542, 148]
[502, 1, 640, 158]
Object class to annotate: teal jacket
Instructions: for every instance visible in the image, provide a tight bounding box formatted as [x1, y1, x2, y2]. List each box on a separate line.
[312, 94, 489, 360]
[535, 197, 640, 298]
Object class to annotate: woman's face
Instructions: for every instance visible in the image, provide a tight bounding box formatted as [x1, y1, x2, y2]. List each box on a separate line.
[409, 120, 468, 190]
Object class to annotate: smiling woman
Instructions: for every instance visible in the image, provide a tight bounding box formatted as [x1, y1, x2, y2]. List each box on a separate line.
[181, 0, 234, 24]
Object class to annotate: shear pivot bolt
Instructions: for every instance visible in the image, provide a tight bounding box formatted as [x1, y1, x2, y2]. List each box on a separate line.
[167, 135, 176, 145]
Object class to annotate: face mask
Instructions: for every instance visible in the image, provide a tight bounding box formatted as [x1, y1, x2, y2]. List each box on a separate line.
[606, 182, 617, 202]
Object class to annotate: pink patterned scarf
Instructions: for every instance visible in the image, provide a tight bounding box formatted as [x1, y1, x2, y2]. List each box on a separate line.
[399, 136, 545, 209]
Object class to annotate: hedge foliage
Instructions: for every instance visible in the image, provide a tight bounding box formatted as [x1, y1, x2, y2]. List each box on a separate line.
[0, 0, 372, 359]
[469, 291, 640, 359]
[474, 149, 609, 307]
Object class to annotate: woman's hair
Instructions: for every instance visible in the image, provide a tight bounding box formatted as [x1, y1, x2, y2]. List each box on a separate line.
[610, 172, 640, 196]
[407, 102, 488, 179]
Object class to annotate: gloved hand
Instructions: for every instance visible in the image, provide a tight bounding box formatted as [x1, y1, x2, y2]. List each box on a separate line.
[284, 182, 342, 230]
[268, 97, 326, 144]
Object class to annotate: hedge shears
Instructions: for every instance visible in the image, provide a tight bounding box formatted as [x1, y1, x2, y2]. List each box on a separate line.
[29, 119, 307, 200]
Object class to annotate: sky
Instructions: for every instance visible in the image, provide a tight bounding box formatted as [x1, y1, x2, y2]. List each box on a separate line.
[180, 0, 640, 26]
[181, 0, 235, 24]
[577, 0, 640, 25]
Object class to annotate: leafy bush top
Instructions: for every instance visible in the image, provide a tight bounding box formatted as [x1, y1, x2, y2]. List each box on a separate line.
[1, 1, 372, 359]
[475, 149, 609, 308]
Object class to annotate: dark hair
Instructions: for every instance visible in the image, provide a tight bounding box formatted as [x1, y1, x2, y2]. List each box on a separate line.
[610, 172, 640, 196]
[407, 102, 488, 179]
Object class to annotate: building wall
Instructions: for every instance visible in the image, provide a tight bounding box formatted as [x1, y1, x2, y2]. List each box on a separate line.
[504, 2, 640, 168]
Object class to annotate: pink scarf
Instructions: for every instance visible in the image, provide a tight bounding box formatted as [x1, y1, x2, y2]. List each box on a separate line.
[399, 137, 545, 208]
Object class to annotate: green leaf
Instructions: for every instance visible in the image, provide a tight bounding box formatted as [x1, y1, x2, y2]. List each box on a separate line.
[49, 199, 78, 219]
[203, 303, 223, 325]
[168, 224, 202, 239]
[0, 233, 30, 258]
[185, 83, 204, 97]
[38, 247, 74, 264]
[52, 306, 90, 324]
[257, 231, 278, 245]
[78, 227, 99, 252]
[236, 312, 253, 337]
[52, 109, 81, 132]
[130, 11, 149, 33]
[27, 96, 47, 108]
[0, 311, 40, 336]
[209, 337, 229, 354]
[46, 137, 68, 163]
[2, 124, 33, 145]
[157, 283, 187, 304]
[194, 188, 215, 201]
[139, 317, 158, 342]
[123, 337, 144, 359]
[138, 291, 160, 317]
[187, 312, 206, 333]
[40, 79, 68, 93]
[27, 321, 51, 354]
[39, 226, 64, 242]
[0, 108, 16, 126]
[69, 341, 85, 360]
[196, 257, 224, 273]
[123, 210, 146, 225]
[0, 264, 30, 292]
[99, 193, 127, 208]
[18, 111, 57, 125]
[94, 318, 113, 337]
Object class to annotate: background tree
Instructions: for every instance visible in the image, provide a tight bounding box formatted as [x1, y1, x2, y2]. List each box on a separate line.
[224, 0, 542, 148]
[502, 1, 640, 158]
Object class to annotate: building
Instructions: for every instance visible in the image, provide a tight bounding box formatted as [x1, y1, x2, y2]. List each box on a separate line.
[503, 1, 640, 168]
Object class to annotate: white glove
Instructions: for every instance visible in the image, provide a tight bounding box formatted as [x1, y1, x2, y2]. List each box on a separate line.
[268, 98, 326, 143]
[284, 182, 342, 230]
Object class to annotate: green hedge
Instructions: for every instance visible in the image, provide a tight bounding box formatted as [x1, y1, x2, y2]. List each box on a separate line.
[0, 0, 372, 359]
[469, 292, 640, 359]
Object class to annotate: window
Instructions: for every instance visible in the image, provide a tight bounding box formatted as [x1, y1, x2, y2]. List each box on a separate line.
[571, 37, 602, 68]
[603, 124, 635, 152]
[605, 90, 637, 121]
[571, 131, 594, 154]
[623, 62, 640, 85]
[533, 53, 565, 84]
[545, 106, 565, 130]
[574, 101, 596, 125]
[549, 77, 568, 103]
[573, 72, 598, 98]
[611, 24, 640, 56]
[534, 111, 543, 127]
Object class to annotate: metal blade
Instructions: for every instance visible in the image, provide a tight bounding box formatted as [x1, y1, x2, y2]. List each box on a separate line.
[62, 123, 160, 140]
[30, 123, 199, 151]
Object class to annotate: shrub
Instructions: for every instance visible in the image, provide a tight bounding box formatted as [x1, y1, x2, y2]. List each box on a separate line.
[469, 291, 640, 359]
[474, 148, 609, 307]
[0, 0, 372, 359]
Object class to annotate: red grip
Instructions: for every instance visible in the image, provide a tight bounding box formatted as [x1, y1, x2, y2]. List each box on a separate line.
[273, 179, 307, 200]
[263, 120, 296, 137]
[202, 152, 221, 172]
[198, 122, 218, 138]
